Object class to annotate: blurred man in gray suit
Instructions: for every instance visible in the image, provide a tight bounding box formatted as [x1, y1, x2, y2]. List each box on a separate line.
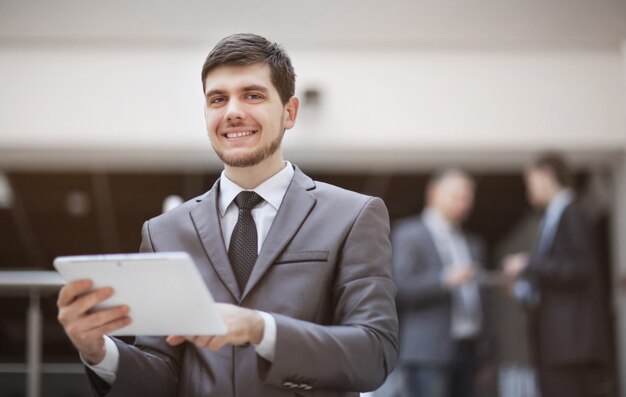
[393, 170, 490, 397]
[56, 33, 398, 396]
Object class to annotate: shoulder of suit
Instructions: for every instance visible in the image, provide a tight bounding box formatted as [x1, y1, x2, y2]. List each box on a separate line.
[563, 199, 581, 214]
[310, 179, 376, 206]
[145, 194, 205, 225]
[560, 200, 591, 226]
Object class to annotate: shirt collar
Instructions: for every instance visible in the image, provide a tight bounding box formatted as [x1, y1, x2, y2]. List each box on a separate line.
[218, 161, 295, 217]
[422, 207, 455, 235]
[545, 188, 574, 220]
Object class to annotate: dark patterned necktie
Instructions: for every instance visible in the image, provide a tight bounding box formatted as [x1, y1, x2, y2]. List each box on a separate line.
[228, 191, 264, 292]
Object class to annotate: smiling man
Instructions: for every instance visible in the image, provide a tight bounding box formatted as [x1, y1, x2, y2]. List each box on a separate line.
[56, 33, 398, 397]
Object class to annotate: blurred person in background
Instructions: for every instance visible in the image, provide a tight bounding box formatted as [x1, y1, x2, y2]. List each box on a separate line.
[502, 153, 608, 397]
[393, 170, 493, 397]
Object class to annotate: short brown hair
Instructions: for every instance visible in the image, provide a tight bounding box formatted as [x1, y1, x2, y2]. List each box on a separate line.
[201, 33, 296, 104]
[531, 152, 572, 187]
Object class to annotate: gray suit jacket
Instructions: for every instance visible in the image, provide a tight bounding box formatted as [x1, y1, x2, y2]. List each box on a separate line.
[392, 215, 488, 365]
[87, 166, 398, 397]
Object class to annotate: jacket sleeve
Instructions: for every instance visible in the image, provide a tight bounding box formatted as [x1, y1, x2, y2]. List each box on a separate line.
[259, 197, 399, 392]
[87, 221, 184, 397]
[525, 205, 595, 288]
[392, 222, 450, 309]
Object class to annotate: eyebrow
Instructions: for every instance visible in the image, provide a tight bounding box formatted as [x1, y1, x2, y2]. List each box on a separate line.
[205, 85, 270, 98]
[242, 85, 269, 94]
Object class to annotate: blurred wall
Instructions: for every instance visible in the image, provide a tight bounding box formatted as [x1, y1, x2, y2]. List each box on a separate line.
[613, 40, 626, 390]
[0, 45, 624, 170]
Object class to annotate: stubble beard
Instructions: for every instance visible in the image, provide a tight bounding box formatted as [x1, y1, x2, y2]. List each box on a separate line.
[213, 128, 285, 168]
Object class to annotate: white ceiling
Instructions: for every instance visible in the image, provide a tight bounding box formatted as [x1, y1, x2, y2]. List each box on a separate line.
[1, 0, 625, 49]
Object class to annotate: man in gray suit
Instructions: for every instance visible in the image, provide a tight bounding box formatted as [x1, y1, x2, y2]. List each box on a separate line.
[392, 170, 490, 397]
[56, 33, 398, 396]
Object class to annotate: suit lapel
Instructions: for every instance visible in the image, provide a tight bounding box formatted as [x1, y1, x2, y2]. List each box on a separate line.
[241, 168, 317, 301]
[190, 179, 241, 300]
[419, 219, 447, 269]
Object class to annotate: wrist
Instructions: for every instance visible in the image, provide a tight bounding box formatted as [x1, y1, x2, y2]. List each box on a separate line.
[250, 311, 265, 345]
[83, 346, 106, 365]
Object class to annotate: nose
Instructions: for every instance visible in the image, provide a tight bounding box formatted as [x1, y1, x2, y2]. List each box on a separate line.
[225, 99, 246, 122]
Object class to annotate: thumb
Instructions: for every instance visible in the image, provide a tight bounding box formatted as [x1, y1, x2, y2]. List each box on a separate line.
[166, 335, 186, 346]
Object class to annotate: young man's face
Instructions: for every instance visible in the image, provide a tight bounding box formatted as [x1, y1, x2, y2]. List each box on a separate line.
[525, 168, 553, 209]
[203, 63, 298, 168]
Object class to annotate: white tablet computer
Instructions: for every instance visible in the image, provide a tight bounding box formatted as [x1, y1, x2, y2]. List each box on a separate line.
[53, 252, 227, 336]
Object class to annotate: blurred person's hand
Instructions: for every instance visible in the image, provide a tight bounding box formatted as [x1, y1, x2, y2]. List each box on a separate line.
[57, 279, 131, 365]
[443, 264, 478, 289]
[502, 252, 529, 280]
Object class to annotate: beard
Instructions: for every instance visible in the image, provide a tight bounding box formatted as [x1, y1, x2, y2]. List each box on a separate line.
[212, 128, 285, 168]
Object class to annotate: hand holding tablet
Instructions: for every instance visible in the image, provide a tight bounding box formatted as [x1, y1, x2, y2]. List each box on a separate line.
[54, 252, 227, 336]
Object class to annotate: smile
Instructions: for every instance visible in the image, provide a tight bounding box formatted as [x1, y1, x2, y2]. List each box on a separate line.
[224, 130, 257, 139]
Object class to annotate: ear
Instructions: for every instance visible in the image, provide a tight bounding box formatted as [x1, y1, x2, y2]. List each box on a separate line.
[283, 96, 299, 130]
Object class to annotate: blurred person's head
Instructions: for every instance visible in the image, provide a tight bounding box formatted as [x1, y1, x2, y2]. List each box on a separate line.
[201, 33, 299, 170]
[525, 153, 572, 209]
[426, 169, 476, 226]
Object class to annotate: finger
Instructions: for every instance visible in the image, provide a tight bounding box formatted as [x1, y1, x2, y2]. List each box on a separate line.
[59, 289, 114, 327]
[66, 305, 129, 337]
[67, 287, 114, 317]
[86, 316, 132, 338]
[207, 336, 229, 351]
[57, 279, 93, 307]
[81, 305, 130, 333]
[192, 336, 214, 348]
[166, 335, 187, 346]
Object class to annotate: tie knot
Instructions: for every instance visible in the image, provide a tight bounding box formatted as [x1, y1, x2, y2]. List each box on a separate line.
[234, 191, 263, 211]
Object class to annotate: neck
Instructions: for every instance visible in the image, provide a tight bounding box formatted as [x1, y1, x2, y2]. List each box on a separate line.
[429, 206, 460, 227]
[545, 186, 567, 205]
[223, 153, 286, 189]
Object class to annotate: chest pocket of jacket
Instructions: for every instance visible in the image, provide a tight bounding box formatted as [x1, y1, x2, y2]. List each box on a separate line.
[273, 250, 330, 265]
[263, 250, 332, 320]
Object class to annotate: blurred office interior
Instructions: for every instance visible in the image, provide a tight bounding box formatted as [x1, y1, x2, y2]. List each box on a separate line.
[1, 1, 626, 396]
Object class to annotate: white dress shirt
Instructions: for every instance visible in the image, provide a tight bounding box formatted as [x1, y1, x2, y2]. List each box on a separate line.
[83, 162, 295, 385]
[537, 189, 574, 255]
[423, 208, 482, 339]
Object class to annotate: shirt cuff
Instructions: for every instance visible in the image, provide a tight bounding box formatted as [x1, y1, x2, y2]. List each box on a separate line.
[80, 336, 119, 385]
[253, 311, 276, 362]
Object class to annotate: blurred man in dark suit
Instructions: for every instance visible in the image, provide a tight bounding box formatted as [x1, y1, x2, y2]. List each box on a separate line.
[393, 170, 492, 397]
[503, 153, 607, 397]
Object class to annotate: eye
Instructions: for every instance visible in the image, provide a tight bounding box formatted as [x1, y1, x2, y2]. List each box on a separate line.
[208, 96, 226, 106]
[245, 93, 264, 101]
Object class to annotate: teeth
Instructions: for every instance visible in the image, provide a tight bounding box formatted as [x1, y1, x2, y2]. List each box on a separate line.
[226, 131, 254, 138]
